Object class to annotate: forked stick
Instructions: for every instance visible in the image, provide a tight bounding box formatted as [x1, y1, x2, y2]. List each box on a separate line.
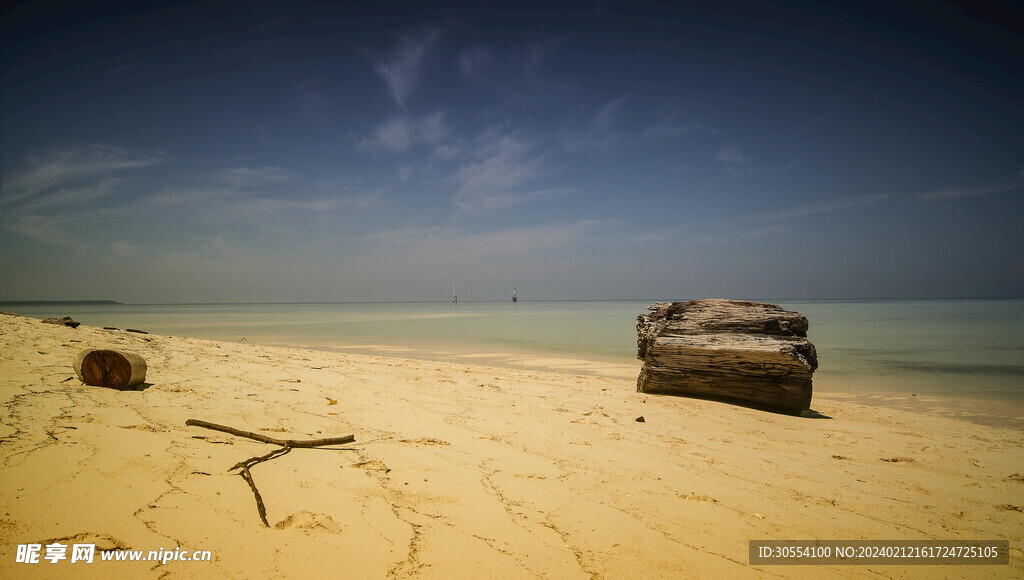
[186, 419, 355, 527]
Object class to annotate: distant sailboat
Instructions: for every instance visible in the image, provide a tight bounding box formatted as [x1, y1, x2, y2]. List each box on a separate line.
[512, 287, 518, 303]
[452, 281, 458, 303]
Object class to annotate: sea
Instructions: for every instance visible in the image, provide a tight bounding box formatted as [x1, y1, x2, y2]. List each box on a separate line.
[6, 299, 1023, 426]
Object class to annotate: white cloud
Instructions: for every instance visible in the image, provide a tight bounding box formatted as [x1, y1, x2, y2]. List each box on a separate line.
[630, 227, 732, 245]
[750, 194, 890, 222]
[110, 240, 134, 256]
[562, 96, 628, 152]
[716, 145, 747, 164]
[4, 206, 132, 246]
[1, 144, 160, 204]
[374, 26, 441, 108]
[630, 229, 676, 243]
[15, 177, 123, 212]
[458, 46, 493, 78]
[521, 36, 570, 79]
[364, 117, 416, 152]
[146, 187, 252, 206]
[0, 145, 160, 246]
[251, 192, 379, 213]
[739, 180, 1023, 226]
[218, 166, 288, 188]
[358, 112, 451, 154]
[5, 214, 68, 245]
[371, 220, 607, 259]
[452, 127, 573, 211]
[914, 182, 1024, 202]
[642, 114, 718, 140]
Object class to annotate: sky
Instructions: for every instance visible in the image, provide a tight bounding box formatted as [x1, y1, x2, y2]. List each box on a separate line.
[2, 0, 1022, 303]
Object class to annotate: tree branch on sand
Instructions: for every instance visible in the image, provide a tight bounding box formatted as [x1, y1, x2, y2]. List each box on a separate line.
[186, 419, 355, 527]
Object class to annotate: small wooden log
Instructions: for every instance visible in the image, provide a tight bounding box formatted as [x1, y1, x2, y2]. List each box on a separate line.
[73, 349, 148, 389]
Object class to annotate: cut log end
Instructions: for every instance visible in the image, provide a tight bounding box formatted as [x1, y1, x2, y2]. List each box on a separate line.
[73, 349, 147, 389]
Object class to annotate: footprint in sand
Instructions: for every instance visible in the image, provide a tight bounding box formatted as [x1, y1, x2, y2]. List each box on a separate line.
[880, 457, 916, 463]
[118, 423, 162, 432]
[399, 438, 451, 446]
[275, 511, 342, 532]
[680, 492, 719, 503]
[351, 460, 390, 472]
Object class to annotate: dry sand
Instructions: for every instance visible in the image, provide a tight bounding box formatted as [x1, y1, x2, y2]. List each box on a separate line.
[1, 312, 1022, 578]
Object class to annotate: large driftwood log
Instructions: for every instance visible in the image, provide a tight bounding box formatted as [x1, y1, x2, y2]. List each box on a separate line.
[43, 316, 80, 328]
[637, 299, 817, 414]
[73, 349, 148, 389]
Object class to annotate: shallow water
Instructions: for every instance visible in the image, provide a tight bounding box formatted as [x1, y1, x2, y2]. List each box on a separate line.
[7, 299, 1023, 411]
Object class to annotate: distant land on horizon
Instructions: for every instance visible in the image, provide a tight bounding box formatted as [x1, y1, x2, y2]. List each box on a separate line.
[0, 300, 123, 306]
[1, 297, 1020, 308]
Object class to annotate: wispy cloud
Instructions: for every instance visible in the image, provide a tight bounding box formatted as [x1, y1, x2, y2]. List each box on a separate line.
[458, 45, 493, 78]
[218, 166, 288, 188]
[452, 127, 573, 211]
[149, 173, 379, 213]
[13, 177, 124, 213]
[371, 220, 607, 259]
[110, 240, 135, 257]
[716, 145, 747, 164]
[1, 145, 161, 246]
[146, 187, 253, 206]
[357, 112, 451, 154]
[914, 182, 1024, 202]
[521, 36, 570, 79]
[1, 144, 160, 204]
[642, 114, 718, 140]
[4, 207, 134, 246]
[243, 191, 380, 213]
[748, 194, 890, 222]
[5, 214, 76, 246]
[630, 227, 733, 245]
[562, 96, 628, 152]
[630, 228, 678, 243]
[738, 179, 1024, 226]
[374, 26, 441, 108]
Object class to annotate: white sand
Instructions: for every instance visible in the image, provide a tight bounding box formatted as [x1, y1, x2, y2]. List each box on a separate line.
[1, 313, 1022, 578]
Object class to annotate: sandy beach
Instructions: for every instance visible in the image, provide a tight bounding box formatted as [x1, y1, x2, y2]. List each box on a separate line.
[1, 312, 1021, 578]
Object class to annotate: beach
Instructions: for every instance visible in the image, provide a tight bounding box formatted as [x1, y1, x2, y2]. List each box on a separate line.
[1, 312, 1022, 578]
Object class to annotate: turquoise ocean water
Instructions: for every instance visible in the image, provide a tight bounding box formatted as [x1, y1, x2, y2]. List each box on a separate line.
[7, 299, 1023, 422]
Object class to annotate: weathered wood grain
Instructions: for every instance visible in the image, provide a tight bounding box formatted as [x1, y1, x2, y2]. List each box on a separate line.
[636, 299, 817, 414]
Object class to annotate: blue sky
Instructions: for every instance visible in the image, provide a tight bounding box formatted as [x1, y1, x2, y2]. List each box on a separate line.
[2, 0, 1022, 302]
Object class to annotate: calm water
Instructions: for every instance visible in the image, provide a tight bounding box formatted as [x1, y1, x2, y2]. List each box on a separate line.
[7, 299, 1024, 410]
